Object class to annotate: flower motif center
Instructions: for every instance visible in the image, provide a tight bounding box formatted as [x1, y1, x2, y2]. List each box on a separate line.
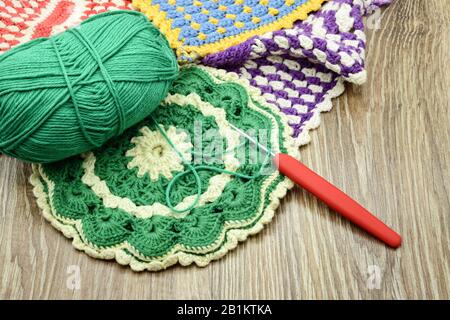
[126, 126, 192, 181]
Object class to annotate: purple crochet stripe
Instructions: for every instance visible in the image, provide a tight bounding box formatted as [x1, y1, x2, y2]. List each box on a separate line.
[259, 73, 340, 137]
[202, 0, 392, 142]
[243, 56, 342, 138]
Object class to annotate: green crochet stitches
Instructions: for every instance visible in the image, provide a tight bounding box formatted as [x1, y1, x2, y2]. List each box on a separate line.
[31, 66, 299, 271]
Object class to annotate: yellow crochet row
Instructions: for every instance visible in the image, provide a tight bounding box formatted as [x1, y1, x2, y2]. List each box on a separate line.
[132, 0, 327, 60]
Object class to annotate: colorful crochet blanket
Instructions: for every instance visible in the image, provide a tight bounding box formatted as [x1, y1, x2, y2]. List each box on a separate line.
[30, 66, 299, 271]
[132, 0, 326, 60]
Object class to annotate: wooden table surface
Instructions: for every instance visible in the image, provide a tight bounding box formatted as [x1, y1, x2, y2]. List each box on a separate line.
[0, 0, 449, 300]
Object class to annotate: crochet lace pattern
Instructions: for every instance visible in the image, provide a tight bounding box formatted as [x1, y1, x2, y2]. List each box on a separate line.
[30, 66, 299, 271]
[132, 0, 326, 59]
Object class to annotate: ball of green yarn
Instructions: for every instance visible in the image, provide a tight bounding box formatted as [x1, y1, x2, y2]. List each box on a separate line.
[0, 11, 178, 163]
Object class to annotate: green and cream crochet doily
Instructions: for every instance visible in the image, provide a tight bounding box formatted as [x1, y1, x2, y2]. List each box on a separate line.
[31, 66, 299, 271]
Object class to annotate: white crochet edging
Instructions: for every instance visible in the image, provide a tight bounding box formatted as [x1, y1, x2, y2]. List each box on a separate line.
[295, 77, 346, 147]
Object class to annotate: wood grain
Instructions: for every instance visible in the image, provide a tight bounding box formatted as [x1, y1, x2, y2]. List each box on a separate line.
[0, 0, 449, 299]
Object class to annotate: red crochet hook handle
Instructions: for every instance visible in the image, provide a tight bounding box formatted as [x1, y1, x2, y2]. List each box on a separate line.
[274, 153, 402, 248]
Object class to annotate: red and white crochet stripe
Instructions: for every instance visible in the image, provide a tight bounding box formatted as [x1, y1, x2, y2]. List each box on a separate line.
[0, 0, 132, 52]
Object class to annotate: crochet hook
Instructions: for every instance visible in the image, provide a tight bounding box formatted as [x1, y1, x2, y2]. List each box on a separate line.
[229, 124, 402, 248]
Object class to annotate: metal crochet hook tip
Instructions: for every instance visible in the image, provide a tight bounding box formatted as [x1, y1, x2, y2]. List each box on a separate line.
[228, 123, 275, 157]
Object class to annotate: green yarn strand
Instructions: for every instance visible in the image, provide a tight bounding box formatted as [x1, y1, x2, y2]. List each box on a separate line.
[0, 11, 179, 163]
[151, 116, 272, 214]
